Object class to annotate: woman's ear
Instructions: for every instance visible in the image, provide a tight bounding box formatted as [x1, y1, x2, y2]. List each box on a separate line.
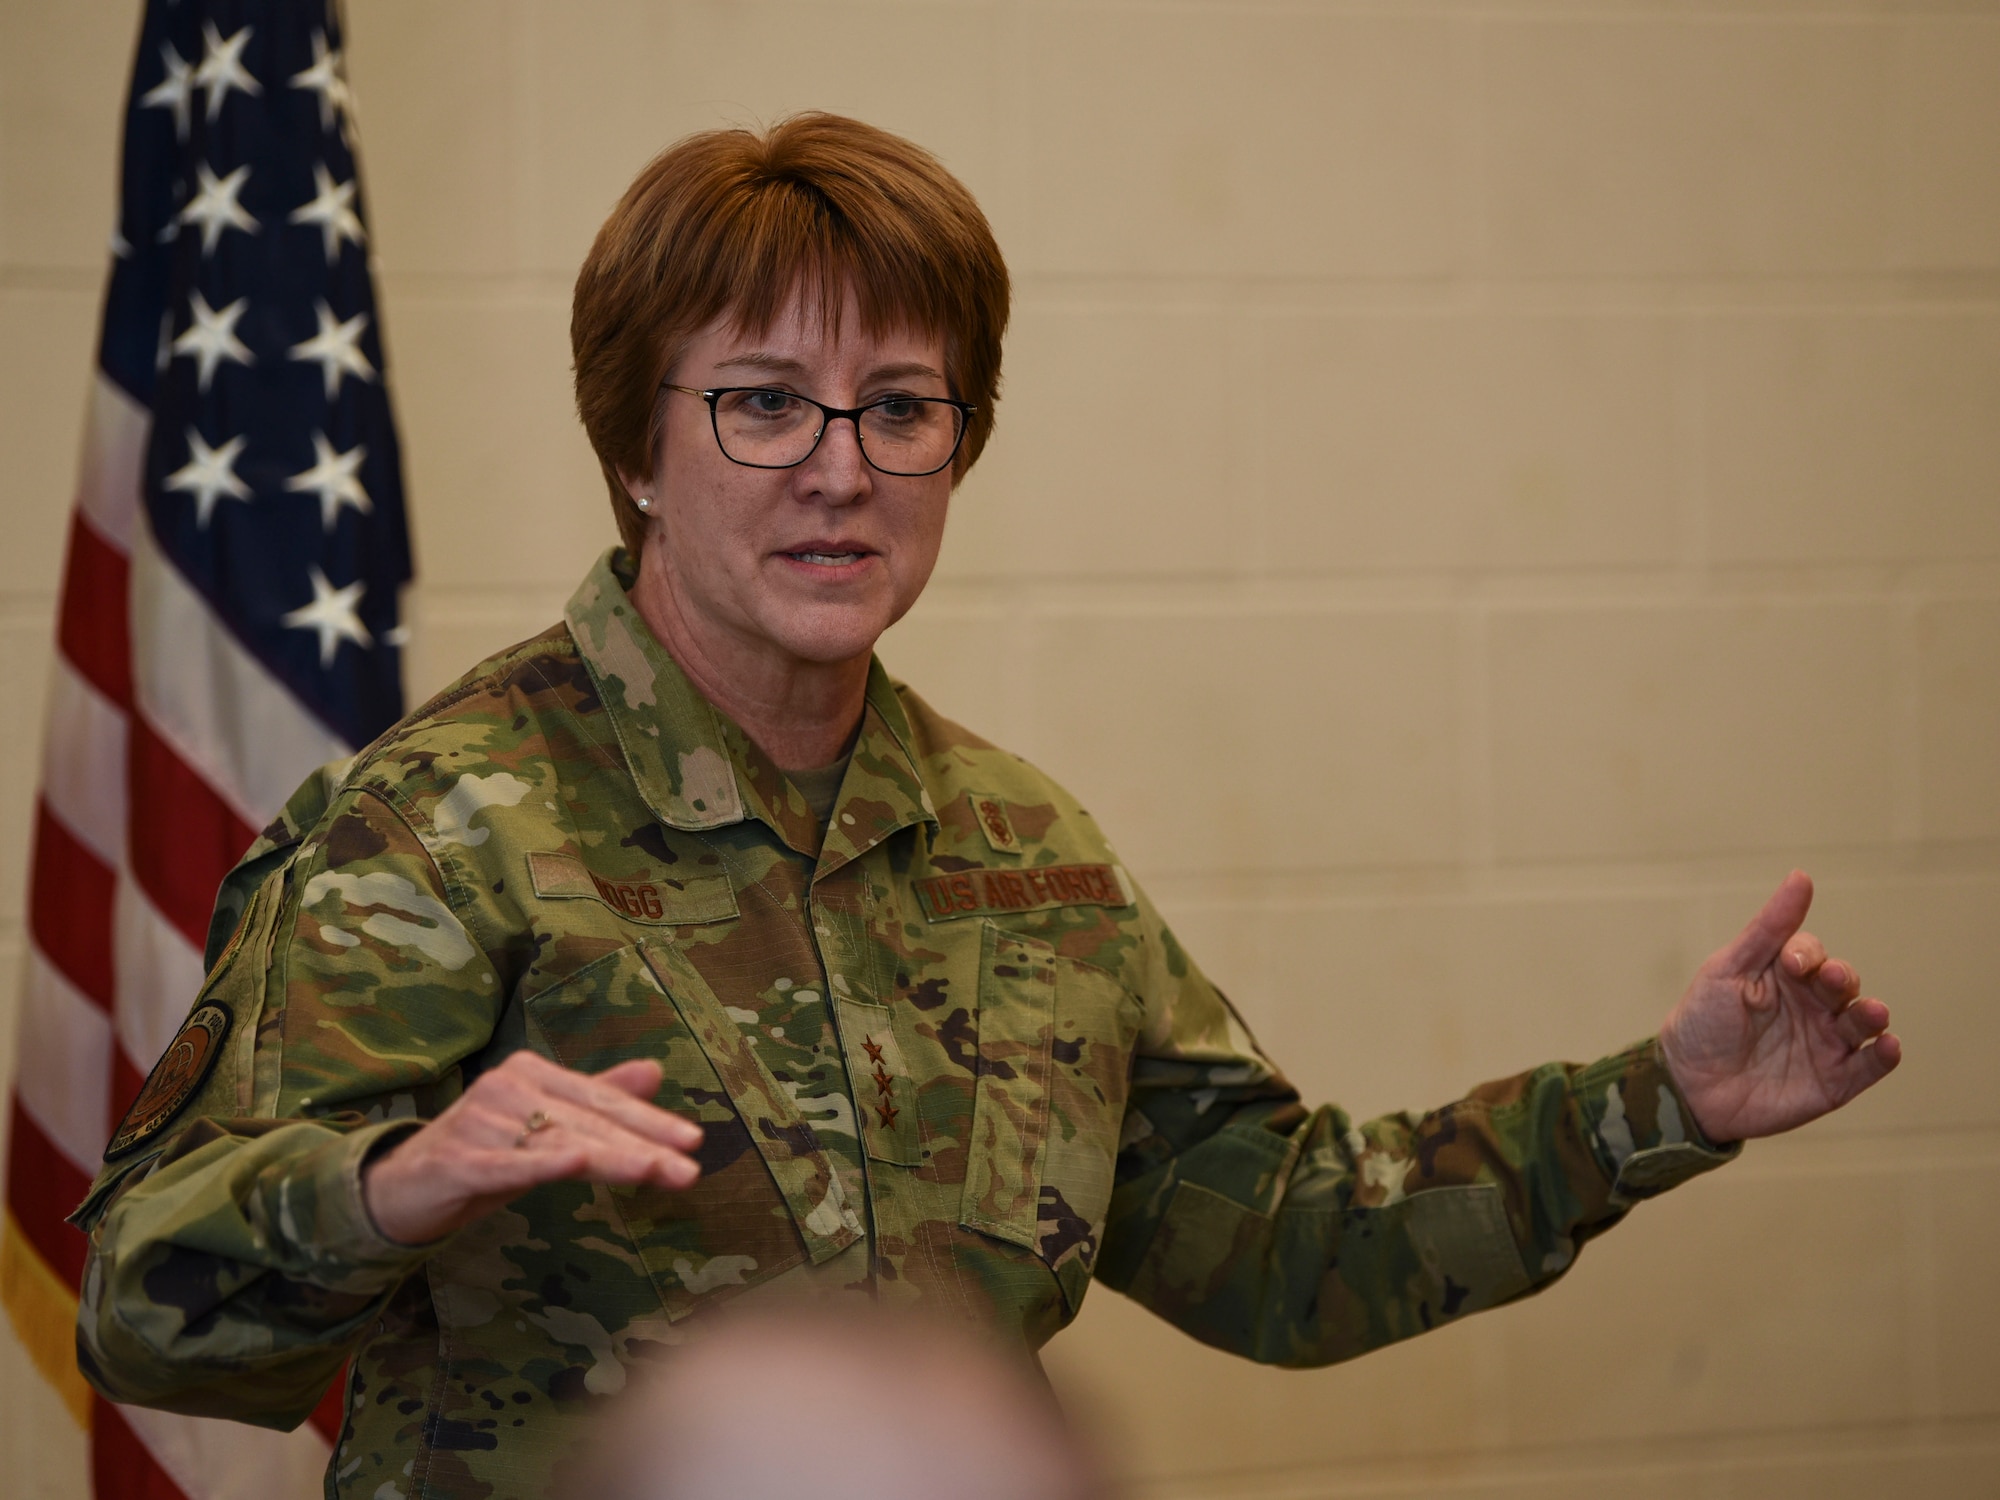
[615, 468, 655, 513]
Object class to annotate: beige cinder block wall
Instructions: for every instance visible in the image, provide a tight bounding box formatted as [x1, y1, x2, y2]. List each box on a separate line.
[4, 3, 1998, 1496]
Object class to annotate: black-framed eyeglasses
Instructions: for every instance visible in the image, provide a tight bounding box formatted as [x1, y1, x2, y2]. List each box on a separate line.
[663, 384, 975, 477]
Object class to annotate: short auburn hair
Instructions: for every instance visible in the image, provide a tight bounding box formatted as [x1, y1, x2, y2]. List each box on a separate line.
[572, 113, 1011, 555]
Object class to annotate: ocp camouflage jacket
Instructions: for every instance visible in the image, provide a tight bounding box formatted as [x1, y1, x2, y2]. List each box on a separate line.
[73, 550, 1734, 1500]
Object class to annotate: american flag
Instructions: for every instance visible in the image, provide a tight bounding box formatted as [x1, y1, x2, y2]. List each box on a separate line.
[2, 2, 411, 1496]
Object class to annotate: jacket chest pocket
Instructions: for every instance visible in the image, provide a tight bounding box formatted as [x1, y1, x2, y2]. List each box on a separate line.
[842, 920, 1138, 1311]
[960, 926, 1058, 1245]
[521, 941, 861, 1321]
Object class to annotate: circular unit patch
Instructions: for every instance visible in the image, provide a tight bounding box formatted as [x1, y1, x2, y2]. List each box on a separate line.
[105, 1001, 232, 1159]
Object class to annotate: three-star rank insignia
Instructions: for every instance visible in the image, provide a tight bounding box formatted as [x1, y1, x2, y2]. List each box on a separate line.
[970, 792, 1019, 853]
[104, 1002, 232, 1159]
[862, 1036, 900, 1129]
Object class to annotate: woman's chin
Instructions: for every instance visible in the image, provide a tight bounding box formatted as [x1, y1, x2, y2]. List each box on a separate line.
[756, 607, 893, 670]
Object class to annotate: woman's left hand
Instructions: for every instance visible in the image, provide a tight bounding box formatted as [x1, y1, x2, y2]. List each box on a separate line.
[1657, 870, 1901, 1144]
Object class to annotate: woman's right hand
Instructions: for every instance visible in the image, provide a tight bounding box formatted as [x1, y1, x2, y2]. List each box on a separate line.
[360, 1051, 703, 1246]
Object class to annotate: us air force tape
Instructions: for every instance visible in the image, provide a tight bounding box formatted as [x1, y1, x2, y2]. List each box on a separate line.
[104, 1001, 232, 1159]
[914, 863, 1133, 922]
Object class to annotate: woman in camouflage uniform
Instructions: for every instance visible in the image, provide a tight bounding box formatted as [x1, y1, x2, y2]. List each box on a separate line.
[74, 114, 1900, 1500]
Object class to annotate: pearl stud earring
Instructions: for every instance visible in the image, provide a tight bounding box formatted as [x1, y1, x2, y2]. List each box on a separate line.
[635, 495, 652, 512]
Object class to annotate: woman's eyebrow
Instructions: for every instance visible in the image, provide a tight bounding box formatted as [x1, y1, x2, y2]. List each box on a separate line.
[713, 352, 804, 375]
[710, 353, 947, 385]
[867, 361, 947, 384]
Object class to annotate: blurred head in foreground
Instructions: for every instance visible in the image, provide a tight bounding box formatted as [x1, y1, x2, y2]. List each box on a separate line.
[564, 1304, 1105, 1500]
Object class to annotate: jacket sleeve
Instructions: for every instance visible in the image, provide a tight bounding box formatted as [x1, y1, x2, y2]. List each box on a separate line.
[70, 778, 503, 1429]
[1092, 889, 1737, 1368]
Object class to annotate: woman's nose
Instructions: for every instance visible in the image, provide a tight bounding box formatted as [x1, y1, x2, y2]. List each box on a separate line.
[803, 414, 870, 503]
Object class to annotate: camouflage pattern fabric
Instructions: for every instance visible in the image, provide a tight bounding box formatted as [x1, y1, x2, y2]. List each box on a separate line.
[72, 549, 1736, 1499]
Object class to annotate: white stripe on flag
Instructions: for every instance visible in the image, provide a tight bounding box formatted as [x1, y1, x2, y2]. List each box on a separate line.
[112, 873, 208, 1072]
[130, 517, 351, 831]
[41, 659, 129, 869]
[120, 1401, 332, 1500]
[15, 949, 113, 1174]
[74, 373, 146, 554]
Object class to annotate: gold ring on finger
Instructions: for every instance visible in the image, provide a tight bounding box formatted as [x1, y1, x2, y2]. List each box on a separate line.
[514, 1109, 554, 1149]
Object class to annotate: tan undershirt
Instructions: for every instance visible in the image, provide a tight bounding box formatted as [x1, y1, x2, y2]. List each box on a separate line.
[787, 756, 850, 831]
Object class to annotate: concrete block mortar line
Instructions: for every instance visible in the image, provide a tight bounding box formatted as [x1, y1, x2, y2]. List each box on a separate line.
[1711, 1120, 2000, 1182]
[996, 606, 1039, 766]
[506, 0, 548, 278]
[373, 269, 576, 305]
[1906, 1160, 1946, 1423]
[1698, 561, 2000, 599]
[1453, 11, 1491, 307]
[347, 268, 2000, 331]
[0, 268, 100, 295]
[992, 0, 1039, 274]
[1671, 309, 1708, 585]
[907, 566, 1983, 615]
[995, 270, 2000, 315]
[1010, 3, 1985, 29]
[0, 594, 57, 633]
[1113, 1412, 2000, 1500]
[1891, 595, 1926, 846]
[1442, 2, 1979, 19]
[1128, 844, 2000, 909]
[1458, 604, 1497, 872]
[1464, 1270, 1512, 1457]
[405, 584, 578, 622]
[1223, 313, 1268, 576]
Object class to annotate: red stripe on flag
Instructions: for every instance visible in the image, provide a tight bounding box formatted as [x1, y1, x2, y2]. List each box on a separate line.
[5, 1099, 95, 1289]
[308, 1366, 348, 1444]
[29, 800, 117, 1011]
[58, 512, 133, 712]
[126, 715, 256, 953]
[92, 1397, 193, 1500]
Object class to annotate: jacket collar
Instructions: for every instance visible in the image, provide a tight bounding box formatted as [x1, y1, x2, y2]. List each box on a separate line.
[563, 549, 936, 868]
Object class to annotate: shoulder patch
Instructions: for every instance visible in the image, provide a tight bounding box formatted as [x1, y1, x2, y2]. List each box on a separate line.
[915, 864, 1132, 922]
[104, 1002, 232, 1160]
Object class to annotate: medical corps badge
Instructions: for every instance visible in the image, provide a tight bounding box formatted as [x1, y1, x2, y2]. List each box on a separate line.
[104, 1001, 232, 1159]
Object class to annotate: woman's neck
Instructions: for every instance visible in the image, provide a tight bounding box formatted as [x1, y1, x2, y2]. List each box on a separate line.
[628, 549, 869, 772]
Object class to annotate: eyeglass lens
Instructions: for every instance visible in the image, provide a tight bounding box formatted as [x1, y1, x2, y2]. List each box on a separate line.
[711, 390, 963, 475]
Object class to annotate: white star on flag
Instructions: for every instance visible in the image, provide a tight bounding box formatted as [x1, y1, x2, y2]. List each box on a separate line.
[193, 21, 261, 123]
[282, 565, 372, 666]
[290, 163, 366, 265]
[170, 290, 254, 392]
[163, 428, 252, 527]
[290, 29, 352, 136]
[288, 299, 376, 399]
[140, 40, 194, 141]
[156, 180, 183, 246]
[284, 431, 372, 530]
[179, 161, 259, 256]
